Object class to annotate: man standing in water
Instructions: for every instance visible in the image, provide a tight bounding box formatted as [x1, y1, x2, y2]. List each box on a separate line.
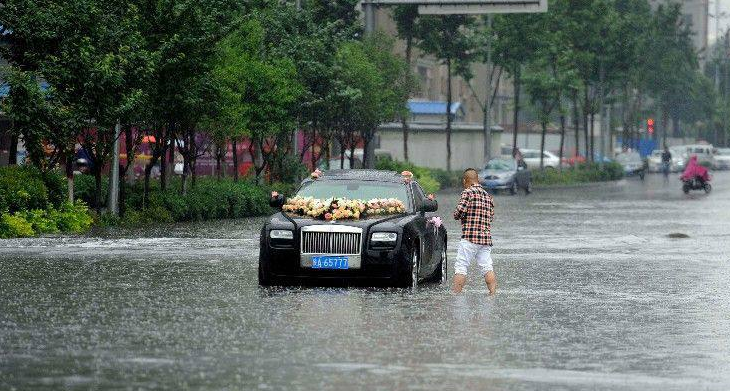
[453, 168, 496, 295]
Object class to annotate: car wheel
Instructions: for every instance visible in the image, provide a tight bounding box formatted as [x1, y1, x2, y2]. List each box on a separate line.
[509, 181, 517, 195]
[258, 260, 273, 286]
[432, 239, 447, 284]
[524, 181, 532, 195]
[397, 245, 419, 289]
[704, 183, 712, 194]
[639, 171, 645, 180]
[682, 183, 690, 194]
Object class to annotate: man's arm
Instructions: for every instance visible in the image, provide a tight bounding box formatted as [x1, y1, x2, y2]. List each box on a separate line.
[453, 190, 470, 220]
[487, 194, 495, 224]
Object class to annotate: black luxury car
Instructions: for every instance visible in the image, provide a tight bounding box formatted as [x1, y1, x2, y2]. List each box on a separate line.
[259, 170, 448, 288]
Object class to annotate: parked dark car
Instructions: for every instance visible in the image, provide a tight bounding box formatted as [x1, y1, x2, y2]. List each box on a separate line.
[480, 158, 531, 195]
[259, 170, 447, 288]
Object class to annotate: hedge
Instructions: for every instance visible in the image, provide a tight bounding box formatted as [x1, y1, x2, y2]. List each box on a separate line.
[375, 157, 461, 193]
[75, 176, 280, 224]
[0, 165, 65, 213]
[532, 162, 624, 186]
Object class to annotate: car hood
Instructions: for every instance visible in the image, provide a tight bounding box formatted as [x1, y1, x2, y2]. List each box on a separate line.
[480, 169, 514, 178]
[270, 212, 413, 230]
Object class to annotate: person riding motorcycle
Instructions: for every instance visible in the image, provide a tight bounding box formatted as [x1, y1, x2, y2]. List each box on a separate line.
[680, 155, 710, 187]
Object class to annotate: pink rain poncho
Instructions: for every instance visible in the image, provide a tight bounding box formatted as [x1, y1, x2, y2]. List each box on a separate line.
[681, 156, 710, 182]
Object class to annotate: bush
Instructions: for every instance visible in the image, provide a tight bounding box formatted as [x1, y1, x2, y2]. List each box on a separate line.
[375, 157, 449, 193]
[0, 213, 35, 238]
[532, 162, 624, 186]
[0, 166, 52, 213]
[0, 201, 91, 238]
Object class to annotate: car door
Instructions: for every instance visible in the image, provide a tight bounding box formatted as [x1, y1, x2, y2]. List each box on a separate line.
[411, 182, 436, 277]
[516, 159, 529, 187]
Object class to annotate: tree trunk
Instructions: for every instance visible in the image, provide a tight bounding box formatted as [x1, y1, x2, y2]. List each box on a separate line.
[254, 139, 264, 185]
[572, 90, 580, 160]
[311, 129, 317, 170]
[402, 35, 412, 162]
[94, 168, 103, 212]
[349, 144, 356, 169]
[446, 57, 453, 172]
[232, 139, 239, 182]
[559, 114, 566, 170]
[216, 145, 222, 180]
[661, 108, 669, 146]
[180, 159, 188, 195]
[66, 155, 74, 203]
[511, 67, 521, 157]
[8, 134, 18, 165]
[590, 113, 596, 162]
[160, 144, 168, 192]
[143, 163, 152, 209]
[583, 86, 590, 159]
[539, 120, 547, 170]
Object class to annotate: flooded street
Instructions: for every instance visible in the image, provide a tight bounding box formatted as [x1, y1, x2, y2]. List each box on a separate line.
[1, 173, 729, 390]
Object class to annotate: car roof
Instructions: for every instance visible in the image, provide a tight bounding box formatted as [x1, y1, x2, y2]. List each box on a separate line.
[312, 169, 404, 183]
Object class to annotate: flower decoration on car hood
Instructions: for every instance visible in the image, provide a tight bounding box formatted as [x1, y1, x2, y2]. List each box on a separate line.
[282, 196, 405, 221]
[311, 169, 323, 179]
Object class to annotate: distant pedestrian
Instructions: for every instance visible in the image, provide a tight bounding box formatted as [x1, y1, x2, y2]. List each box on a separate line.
[661, 145, 672, 179]
[453, 168, 496, 295]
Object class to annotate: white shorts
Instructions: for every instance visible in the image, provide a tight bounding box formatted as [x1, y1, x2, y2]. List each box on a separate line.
[454, 239, 493, 276]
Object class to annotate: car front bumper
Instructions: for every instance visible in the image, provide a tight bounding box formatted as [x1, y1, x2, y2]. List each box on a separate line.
[260, 244, 409, 284]
[481, 180, 511, 190]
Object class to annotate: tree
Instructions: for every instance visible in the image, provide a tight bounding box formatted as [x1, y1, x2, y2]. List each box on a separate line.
[215, 18, 303, 185]
[417, 15, 477, 171]
[393, 4, 420, 161]
[492, 13, 543, 157]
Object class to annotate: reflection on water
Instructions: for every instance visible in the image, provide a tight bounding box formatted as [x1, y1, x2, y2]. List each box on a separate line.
[1, 173, 730, 390]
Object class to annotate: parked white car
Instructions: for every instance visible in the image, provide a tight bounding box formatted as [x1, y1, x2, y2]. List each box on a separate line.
[684, 144, 714, 166]
[647, 150, 664, 173]
[714, 148, 730, 170]
[520, 149, 560, 169]
[669, 146, 687, 172]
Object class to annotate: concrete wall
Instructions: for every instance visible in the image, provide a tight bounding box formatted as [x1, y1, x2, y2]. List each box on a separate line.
[378, 123, 503, 170]
[378, 122, 588, 170]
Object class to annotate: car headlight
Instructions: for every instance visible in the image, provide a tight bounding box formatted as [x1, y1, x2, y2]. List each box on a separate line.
[371, 232, 398, 242]
[270, 229, 294, 240]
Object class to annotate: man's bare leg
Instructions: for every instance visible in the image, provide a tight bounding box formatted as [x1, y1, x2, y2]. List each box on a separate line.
[452, 273, 467, 293]
[484, 271, 497, 295]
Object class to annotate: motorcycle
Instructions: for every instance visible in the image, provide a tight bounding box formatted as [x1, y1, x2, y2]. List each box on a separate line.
[682, 176, 711, 194]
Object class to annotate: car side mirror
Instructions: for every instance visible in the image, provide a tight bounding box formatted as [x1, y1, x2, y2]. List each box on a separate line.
[269, 194, 285, 209]
[420, 199, 438, 213]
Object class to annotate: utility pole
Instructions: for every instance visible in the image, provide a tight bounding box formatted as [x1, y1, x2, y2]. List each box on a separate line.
[483, 14, 493, 165]
[107, 120, 121, 215]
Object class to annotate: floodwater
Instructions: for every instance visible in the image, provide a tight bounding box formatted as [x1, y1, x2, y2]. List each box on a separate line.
[1, 173, 729, 390]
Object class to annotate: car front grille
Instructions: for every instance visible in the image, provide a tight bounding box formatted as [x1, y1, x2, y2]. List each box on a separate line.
[301, 226, 362, 255]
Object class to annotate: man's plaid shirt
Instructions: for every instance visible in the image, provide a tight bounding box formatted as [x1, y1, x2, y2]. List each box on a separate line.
[453, 184, 494, 246]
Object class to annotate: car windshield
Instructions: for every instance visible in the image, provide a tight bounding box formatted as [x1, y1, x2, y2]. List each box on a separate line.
[485, 159, 515, 170]
[297, 180, 410, 208]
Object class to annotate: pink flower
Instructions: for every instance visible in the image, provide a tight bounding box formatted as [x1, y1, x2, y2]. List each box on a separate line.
[429, 216, 443, 228]
[427, 194, 435, 200]
[311, 169, 322, 179]
[271, 191, 279, 198]
[324, 213, 333, 221]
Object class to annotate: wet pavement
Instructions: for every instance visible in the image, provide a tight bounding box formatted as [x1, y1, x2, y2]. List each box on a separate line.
[1, 172, 729, 390]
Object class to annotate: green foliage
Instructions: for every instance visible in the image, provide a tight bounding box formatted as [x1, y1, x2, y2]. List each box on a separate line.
[375, 156, 453, 194]
[532, 162, 624, 186]
[0, 213, 35, 238]
[0, 166, 66, 213]
[0, 201, 92, 238]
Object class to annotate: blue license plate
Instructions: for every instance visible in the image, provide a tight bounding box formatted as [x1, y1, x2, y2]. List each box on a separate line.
[311, 256, 349, 269]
